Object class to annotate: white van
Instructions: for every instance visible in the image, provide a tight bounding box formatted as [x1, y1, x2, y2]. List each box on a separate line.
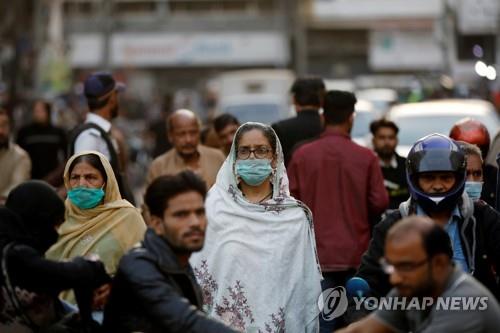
[211, 69, 296, 124]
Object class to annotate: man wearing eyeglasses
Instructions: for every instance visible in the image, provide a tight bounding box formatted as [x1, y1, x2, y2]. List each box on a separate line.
[337, 216, 500, 333]
[354, 134, 500, 310]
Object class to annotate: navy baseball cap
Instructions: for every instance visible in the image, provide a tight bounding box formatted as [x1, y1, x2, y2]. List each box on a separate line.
[84, 72, 125, 100]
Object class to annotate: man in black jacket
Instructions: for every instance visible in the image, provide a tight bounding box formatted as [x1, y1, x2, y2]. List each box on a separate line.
[103, 171, 238, 333]
[16, 100, 67, 185]
[370, 119, 408, 209]
[271, 76, 325, 166]
[355, 134, 500, 301]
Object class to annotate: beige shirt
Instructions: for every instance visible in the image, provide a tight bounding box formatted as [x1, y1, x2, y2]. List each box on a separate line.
[0, 143, 31, 199]
[147, 145, 225, 189]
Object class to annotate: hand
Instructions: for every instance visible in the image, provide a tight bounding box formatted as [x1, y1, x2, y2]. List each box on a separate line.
[92, 283, 111, 310]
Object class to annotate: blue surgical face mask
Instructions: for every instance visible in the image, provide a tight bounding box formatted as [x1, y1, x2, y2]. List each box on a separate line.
[464, 181, 483, 201]
[68, 186, 105, 209]
[235, 159, 273, 186]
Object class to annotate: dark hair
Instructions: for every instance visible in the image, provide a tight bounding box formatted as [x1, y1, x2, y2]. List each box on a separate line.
[456, 141, 483, 162]
[145, 171, 207, 218]
[290, 77, 326, 107]
[323, 90, 357, 125]
[423, 224, 453, 259]
[34, 100, 52, 118]
[68, 153, 108, 183]
[214, 114, 240, 133]
[369, 119, 399, 136]
[0, 108, 11, 124]
[233, 123, 277, 154]
[387, 216, 453, 260]
[200, 127, 210, 145]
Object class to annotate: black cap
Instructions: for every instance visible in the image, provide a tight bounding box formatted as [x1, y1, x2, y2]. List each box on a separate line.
[84, 72, 125, 100]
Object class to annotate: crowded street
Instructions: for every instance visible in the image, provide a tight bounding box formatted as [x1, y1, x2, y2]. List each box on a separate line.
[1, 1, 500, 332]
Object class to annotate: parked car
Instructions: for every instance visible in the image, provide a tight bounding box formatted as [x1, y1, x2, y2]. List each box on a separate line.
[220, 94, 294, 124]
[386, 99, 500, 157]
[352, 100, 376, 147]
[355, 88, 398, 115]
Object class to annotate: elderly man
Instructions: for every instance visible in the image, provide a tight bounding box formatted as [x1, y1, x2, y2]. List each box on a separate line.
[147, 109, 225, 188]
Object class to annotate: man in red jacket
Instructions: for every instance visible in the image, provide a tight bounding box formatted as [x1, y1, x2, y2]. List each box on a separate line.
[287, 90, 389, 332]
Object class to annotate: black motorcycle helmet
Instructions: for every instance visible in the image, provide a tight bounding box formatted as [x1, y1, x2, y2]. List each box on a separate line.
[406, 133, 466, 214]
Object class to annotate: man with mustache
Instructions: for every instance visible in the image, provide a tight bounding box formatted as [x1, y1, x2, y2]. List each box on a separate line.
[337, 216, 500, 333]
[370, 119, 408, 209]
[103, 171, 238, 333]
[147, 109, 225, 188]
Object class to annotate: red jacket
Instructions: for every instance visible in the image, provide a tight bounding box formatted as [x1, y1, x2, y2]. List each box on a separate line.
[288, 128, 388, 272]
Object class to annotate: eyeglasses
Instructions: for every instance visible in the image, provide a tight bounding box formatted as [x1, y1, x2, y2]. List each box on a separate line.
[379, 257, 429, 274]
[236, 146, 272, 160]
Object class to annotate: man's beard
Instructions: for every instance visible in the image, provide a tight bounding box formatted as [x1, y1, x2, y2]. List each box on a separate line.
[178, 147, 198, 159]
[110, 104, 119, 119]
[401, 271, 434, 298]
[375, 147, 395, 160]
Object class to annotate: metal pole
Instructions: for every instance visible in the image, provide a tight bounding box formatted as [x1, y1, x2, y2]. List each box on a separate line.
[101, 0, 113, 71]
[32, 0, 44, 95]
[293, 0, 308, 75]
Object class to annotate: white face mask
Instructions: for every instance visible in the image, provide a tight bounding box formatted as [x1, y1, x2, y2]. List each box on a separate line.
[464, 181, 483, 201]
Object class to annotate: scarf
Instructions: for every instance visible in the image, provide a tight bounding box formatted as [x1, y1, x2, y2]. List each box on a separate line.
[46, 151, 146, 301]
[190, 123, 322, 332]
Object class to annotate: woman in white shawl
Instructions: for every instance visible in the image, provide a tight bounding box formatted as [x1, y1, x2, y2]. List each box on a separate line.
[190, 122, 322, 332]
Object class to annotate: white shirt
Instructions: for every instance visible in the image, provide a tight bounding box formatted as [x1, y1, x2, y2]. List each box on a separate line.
[379, 154, 398, 169]
[74, 113, 113, 160]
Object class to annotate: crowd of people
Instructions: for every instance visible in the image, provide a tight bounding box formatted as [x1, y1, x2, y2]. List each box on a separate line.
[0, 72, 500, 333]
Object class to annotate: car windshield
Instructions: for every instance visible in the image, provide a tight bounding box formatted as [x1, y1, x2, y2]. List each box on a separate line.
[395, 114, 500, 146]
[224, 104, 282, 124]
[352, 112, 375, 138]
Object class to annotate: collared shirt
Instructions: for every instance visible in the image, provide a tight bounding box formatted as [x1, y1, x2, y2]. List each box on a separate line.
[147, 145, 225, 189]
[379, 155, 398, 169]
[288, 127, 389, 271]
[417, 205, 469, 272]
[74, 113, 113, 160]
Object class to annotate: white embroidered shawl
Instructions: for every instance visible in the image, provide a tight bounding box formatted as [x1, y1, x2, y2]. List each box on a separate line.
[190, 122, 322, 333]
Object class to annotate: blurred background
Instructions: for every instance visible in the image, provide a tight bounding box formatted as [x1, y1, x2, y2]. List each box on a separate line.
[1, 0, 499, 193]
